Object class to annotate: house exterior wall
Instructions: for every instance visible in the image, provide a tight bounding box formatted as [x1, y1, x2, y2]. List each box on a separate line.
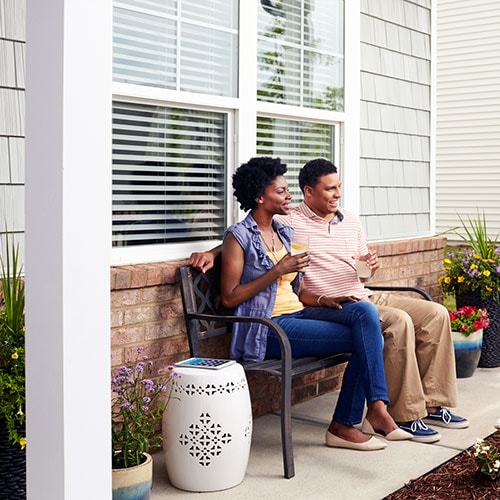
[0, 0, 25, 255]
[360, 0, 433, 240]
[4, 1, 444, 417]
[436, 0, 500, 241]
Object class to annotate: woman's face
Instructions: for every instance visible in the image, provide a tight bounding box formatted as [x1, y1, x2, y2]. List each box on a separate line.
[257, 175, 292, 215]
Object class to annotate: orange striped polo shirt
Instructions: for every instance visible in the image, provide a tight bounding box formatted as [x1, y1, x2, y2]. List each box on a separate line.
[275, 202, 372, 299]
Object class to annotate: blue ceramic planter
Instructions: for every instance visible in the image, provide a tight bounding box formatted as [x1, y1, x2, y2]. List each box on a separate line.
[112, 453, 152, 500]
[452, 329, 483, 378]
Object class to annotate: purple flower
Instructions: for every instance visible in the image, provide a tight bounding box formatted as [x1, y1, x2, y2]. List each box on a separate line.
[111, 347, 175, 465]
[141, 379, 155, 392]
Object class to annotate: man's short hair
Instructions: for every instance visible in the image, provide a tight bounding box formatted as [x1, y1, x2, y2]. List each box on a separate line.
[299, 158, 338, 192]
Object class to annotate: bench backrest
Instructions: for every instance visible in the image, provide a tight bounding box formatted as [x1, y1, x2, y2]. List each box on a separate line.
[178, 260, 232, 358]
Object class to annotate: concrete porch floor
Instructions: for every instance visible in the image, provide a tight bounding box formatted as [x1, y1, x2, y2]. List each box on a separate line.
[151, 367, 500, 499]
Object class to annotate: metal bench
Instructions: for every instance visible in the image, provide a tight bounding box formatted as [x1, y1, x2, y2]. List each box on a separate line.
[178, 262, 432, 479]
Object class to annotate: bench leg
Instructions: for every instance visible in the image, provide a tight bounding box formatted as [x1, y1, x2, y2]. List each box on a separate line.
[280, 370, 295, 478]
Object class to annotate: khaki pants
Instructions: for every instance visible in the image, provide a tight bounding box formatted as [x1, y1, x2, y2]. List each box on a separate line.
[368, 292, 458, 422]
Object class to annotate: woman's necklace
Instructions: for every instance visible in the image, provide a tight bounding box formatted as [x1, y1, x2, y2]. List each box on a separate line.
[261, 230, 276, 253]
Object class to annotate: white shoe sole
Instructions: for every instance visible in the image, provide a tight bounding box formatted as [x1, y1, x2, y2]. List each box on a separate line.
[423, 418, 470, 429]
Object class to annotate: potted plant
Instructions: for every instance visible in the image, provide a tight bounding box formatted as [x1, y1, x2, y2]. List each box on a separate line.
[472, 419, 500, 481]
[448, 306, 489, 378]
[439, 211, 500, 368]
[0, 235, 26, 498]
[111, 347, 176, 500]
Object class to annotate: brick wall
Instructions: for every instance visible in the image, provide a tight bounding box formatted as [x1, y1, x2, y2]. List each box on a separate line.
[110, 236, 447, 418]
[367, 236, 447, 299]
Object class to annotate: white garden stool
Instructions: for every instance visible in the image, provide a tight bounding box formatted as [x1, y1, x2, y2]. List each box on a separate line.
[163, 360, 252, 492]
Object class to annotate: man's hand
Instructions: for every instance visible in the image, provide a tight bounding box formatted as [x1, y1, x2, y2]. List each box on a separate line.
[364, 251, 380, 273]
[189, 251, 215, 273]
[319, 295, 361, 309]
[355, 251, 380, 281]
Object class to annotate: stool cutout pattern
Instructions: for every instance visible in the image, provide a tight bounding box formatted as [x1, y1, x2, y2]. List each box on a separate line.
[173, 378, 248, 397]
[179, 412, 232, 466]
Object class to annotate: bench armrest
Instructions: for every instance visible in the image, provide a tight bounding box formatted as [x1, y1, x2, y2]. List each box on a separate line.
[366, 285, 433, 302]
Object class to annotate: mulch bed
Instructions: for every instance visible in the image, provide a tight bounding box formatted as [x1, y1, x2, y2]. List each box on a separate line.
[384, 431, 500, 499]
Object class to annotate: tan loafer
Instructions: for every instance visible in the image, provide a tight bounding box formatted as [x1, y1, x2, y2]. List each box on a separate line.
[361, 418, 412, 441]
[325, 430, 387, 451]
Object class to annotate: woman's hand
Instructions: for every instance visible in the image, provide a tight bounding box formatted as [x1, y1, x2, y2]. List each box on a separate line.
[221, 236, 310, 309]
[275, 251, 310, 275]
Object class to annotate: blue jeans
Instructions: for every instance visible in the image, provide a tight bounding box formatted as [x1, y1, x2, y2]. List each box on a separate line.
[267, 301, 388, 426]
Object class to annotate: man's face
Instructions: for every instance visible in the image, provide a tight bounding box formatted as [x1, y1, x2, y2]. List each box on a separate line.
[304, 173, 342, 218]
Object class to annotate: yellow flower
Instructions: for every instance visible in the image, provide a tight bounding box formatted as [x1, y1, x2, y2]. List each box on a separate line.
[16, 407, 23, 416]
[444, 258, 452, 265]
[457, 276, 465, 283]
[19, 437, 26, 450]
[444, 277, 451, 284]
[483, 270, 491, 277]
[486, 286, 493, 292]
[438, 276, 443, 283]
[471, 263, 478, 270]
[11, 352, 19, 360]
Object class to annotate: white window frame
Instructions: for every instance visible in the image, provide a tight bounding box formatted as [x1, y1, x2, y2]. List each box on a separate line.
[111, 0, 359, 265]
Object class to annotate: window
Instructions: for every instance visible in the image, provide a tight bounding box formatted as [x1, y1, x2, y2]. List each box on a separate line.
[257, 116, 337, 200]
[111, 0, 345, 262]
[113, 0, 238, 96]
[257, 0, 344, 110]
[112, 102, 227, 247]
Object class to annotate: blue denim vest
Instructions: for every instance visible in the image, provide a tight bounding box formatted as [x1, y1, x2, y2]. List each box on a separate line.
[224, 213, 301, 362]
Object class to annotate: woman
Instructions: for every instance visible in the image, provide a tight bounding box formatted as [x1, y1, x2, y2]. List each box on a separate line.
[221, 157, 410, 451]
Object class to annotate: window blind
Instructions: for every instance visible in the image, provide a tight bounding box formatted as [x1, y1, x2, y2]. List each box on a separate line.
[257, 116, 336, 201]
[112, 101, 227, 246]
[113, 0, 238, 96]
[257, 0, 344, 111]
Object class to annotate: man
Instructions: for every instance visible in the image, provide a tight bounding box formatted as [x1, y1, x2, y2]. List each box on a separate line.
[190, 158, 469, 442]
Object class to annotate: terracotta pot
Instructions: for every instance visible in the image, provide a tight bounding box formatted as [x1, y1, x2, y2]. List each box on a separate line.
[452, 329, 483, 378]
[112, 452, 153, 500]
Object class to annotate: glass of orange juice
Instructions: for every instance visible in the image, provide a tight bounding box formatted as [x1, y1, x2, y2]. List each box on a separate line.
[290, 236, 309, 255]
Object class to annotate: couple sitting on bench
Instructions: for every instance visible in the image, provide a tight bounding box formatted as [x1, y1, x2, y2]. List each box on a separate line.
[189, 156, 469, 451]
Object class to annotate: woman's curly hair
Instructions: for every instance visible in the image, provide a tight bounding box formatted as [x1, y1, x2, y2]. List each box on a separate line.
[232, 157, 287, 211]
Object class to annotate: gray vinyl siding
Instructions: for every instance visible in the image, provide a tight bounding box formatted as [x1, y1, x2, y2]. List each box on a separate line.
[0, 0, 25, 255]
[360, 0, 432, 241]
[436, 0, 500, 243]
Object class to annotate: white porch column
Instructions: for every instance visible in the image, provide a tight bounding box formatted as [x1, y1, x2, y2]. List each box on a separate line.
[25, 1, 112, 498]
[343, 0, 361, 214]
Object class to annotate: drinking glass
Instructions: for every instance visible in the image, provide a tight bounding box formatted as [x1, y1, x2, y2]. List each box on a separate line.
[290, 236, 309, 255]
